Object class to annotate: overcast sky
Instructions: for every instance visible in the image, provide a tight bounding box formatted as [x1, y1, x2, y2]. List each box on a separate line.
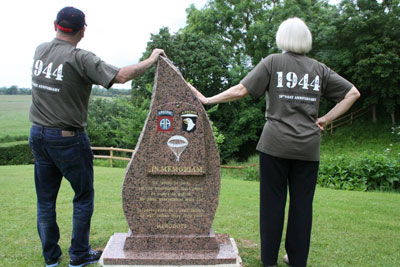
[1, 0, 208, 89]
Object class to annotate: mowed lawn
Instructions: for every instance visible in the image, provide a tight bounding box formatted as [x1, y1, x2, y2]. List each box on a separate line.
[0, 165, 399, 267]
[0, 95, 31, 140]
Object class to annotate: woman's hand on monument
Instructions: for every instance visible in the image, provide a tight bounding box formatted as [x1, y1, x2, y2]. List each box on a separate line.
[187, 83, 209, 105]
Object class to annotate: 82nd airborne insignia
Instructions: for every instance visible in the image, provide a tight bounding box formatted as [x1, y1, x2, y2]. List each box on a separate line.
[157, 110, 173, 132]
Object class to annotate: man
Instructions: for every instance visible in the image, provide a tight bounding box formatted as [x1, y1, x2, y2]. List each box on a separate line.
[29, 6, 166, 267]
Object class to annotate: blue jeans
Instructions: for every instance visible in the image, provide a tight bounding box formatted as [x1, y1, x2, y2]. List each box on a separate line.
[29, 125, 94, 262]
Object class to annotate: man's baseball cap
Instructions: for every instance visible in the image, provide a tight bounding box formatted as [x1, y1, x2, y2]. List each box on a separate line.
[56, 6, 86, 33]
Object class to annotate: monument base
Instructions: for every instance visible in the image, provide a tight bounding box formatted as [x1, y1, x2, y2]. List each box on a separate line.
[124, 229, 219, 251]
[100, 233, 241, 266]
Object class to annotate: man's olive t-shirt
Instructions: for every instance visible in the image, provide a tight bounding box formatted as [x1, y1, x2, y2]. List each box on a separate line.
[241, 52, 353, 161]
[30, 38, 120, 128]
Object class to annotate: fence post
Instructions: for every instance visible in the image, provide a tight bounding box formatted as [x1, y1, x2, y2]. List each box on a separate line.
[110, 147, 113, 168]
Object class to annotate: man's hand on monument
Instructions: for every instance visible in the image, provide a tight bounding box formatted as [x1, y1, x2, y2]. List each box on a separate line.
[187, 83, 208, 105]
[150, 49, 167, 63]
[113, 48, 167, 83]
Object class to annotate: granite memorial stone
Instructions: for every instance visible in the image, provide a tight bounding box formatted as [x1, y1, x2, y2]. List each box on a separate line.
[101, 57, 240, 266]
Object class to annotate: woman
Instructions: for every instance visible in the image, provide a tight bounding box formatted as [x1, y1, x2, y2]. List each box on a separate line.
[189, 17, 360, 267]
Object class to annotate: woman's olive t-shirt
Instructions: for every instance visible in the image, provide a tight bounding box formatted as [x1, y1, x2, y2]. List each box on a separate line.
[241, 52, 353, 161]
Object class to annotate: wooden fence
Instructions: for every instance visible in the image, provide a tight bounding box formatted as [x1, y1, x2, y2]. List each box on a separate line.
[91, 147, 134, 167]
[324, 107, 370, 133]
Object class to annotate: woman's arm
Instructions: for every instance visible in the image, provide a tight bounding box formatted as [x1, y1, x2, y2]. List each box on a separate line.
[316, 86, 361, 131]
[188, 83, 249, 105]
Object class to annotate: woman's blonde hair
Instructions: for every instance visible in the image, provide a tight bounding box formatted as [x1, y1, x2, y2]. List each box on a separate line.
[276, 17, 312, 54]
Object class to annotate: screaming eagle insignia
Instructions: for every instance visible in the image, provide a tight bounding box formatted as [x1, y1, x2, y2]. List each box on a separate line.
[181, 110, 198, 132]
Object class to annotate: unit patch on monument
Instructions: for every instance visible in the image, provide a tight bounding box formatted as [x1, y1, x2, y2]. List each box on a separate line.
[181, 110, 198, 132]
[157, 110, 173, 132]
[167, 135, 189, 162]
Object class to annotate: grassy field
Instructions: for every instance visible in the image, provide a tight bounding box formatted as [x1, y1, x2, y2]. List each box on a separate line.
[0, 95, 112, 143]
[1, 95, 400, 266]
[0, 95, 31, 141]
[0, 165, 399, 267]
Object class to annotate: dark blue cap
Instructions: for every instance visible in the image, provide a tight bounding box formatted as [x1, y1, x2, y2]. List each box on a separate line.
[56, 6, 86, 33]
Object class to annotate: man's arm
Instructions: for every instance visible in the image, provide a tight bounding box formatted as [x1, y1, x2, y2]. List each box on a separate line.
[316, 86, 361, 131]
[113, 49, 166, 84]
[188, 83, 249, 105]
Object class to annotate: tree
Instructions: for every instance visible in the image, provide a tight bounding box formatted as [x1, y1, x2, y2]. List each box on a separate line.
[87, 97, 150, 149]
[132, 0, 399, 160]
[130, 27, 245, 161]
[132, 27, 232, 99]
[4, 85, 19, 95]
[322, 0, 400, 124]
[132, 0, 346, 161]
[183, 0, 339, 160]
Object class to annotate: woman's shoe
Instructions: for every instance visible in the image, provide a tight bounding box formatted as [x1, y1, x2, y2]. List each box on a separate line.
[283, 254, 290, 265]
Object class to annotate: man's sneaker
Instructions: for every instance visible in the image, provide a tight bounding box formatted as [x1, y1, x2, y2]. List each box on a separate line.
[69, 250, 102, 267]
[45, 253, 62, 267]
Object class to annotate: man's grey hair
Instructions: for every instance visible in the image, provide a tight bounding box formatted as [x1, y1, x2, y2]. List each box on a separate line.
[276, 17, 312, 54]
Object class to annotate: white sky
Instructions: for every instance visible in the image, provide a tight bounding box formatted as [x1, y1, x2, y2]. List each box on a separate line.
[0, 0, 208, 89]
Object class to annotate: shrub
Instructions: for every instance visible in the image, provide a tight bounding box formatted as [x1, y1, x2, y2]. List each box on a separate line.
[0, 135, 29, 143]
[232, 152, 400, 192]
[0, 141, 33, 165]
[391, 125, 400, 143]
[318, 154, 400, 192]
[210, 121, 225, 153]
[87, 97, 151, 150]
[243, 165, 259, 181]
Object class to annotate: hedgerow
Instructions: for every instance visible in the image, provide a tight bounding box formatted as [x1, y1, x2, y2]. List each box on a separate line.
[0, 141, 33, 165]
[241, 153, 400, 192]
[318, 154, 400, 192]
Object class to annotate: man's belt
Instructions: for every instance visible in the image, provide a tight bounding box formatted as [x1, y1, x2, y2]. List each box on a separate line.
[32, 124, 84, 137]
[61, 127, 83, 137]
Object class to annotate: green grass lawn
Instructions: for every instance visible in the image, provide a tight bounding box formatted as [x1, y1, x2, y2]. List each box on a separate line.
[0, 165, 399, 267]
[0, 95, 31, 141]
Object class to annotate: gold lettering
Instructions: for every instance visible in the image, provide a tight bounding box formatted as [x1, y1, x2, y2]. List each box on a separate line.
[156, 223, 188, 229]
[151, 165, 204, 173]
[151, 166, 159, 172]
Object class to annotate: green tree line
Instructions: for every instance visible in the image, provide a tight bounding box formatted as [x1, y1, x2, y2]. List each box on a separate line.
[88, 0, 399, 162]
[0, 85, 131, 97]
[0, 86, 31, 95]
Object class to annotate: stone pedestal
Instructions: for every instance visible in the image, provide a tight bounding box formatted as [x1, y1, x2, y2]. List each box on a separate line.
[123, 229, 219, 251]
[101, 57, 239, 266]
[100, 233, 241, 266]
